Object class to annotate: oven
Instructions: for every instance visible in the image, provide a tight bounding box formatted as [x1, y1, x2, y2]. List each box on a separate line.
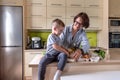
[109, 32, 120, 48]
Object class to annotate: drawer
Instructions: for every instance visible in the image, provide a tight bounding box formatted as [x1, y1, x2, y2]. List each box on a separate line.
[47, 0, 65, 7]
[31, 0, 46, 6]
[66, 7, 84, 19]
[47, 7, 65, 19]
[85, 8, 102, 18]
[65, 19, 73, 26]
[31, 17, 47, 29]
[89, 18, 102, 28]
[32, 5, 46, 17]
[85, 0, 103, 8]
[47, 18, 65, 29]
[66, 0, 84, 7]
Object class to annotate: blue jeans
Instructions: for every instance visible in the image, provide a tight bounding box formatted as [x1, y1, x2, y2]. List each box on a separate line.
[38, 53, 67, 80]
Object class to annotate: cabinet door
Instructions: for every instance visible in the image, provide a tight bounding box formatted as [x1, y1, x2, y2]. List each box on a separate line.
[24, 52, 38, 76]
[109, 0, 120, 17]
[47, 18, 65, 29]
[0, 0, 23, 5]
[85, 8, 102, 18]
[31, 16, 47, 29]
[66, 19, 73, 26]
[85, 0, 103, 8]
[66, 0, 84, 7]
[66, 7, 84, 19]
[47, 0, 65, 7]
[31, 5, 46, 17]
[47, 7, 65, 19]
[89, 18, 102, 29]
[32, 0, 46, 6]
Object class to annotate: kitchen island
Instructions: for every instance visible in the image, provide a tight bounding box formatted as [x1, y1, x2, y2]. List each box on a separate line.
[29, 53, 120, 80]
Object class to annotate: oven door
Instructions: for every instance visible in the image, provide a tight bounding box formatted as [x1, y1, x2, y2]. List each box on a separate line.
[109, 32, 120, 48]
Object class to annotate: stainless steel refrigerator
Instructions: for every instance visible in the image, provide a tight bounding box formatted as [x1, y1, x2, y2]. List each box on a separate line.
[0, 6, 23, 80]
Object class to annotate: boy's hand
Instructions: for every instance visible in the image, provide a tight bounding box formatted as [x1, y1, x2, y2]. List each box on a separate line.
[66, 51, 70, 57]
[73, 49, 82, 61]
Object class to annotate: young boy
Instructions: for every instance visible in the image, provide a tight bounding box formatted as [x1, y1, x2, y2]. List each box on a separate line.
[38, 19, 69, 80]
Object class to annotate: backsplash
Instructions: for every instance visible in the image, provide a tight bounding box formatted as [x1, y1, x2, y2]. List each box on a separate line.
[28, 32, 97, 47]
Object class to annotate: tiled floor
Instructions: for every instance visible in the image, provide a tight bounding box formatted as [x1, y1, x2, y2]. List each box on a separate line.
[109, 48, 120, 60]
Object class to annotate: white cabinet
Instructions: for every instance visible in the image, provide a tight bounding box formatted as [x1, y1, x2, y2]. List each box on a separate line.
[0, 0, 24, 5]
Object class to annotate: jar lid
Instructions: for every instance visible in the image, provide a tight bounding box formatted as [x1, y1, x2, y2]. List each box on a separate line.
[32, 37, 40, 41]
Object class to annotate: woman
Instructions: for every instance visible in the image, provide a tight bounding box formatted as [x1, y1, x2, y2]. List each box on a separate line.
[60, 12, 90, 61]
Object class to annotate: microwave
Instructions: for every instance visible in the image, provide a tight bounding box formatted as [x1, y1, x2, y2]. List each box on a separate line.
[109, 19, 120, 26]
[109, 19, 120, 32]
[110, 20, 120, 26]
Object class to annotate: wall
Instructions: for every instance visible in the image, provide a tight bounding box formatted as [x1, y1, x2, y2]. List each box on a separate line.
[28, 31, 97, 47]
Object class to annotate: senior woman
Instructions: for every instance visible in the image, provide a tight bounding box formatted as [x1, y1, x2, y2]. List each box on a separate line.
[60, 12, 90, 61]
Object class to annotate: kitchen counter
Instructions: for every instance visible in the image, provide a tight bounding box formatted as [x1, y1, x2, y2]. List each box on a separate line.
[29, 53, 120, 80]
[24, 49, 46, 53]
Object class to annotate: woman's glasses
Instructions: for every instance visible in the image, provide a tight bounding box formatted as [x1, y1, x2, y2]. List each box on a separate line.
[74, 21, 82, 26]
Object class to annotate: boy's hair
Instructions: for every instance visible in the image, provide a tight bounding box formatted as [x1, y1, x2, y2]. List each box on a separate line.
[52, 18, 65, 28]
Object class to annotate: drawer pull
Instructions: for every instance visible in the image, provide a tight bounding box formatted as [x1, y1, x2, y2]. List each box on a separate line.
[89, 5, 99, 7]
[71, 4, 81, 7]
[89, 16, 99, 18]
[51, 4, 62, 6]
[51, 15, 62, 18]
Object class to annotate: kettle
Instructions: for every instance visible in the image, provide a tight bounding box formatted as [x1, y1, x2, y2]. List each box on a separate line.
[31, 37, 42, 49]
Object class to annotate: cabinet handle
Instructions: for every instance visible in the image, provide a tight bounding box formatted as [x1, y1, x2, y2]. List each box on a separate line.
[32, 3, 43, 5]
[89, 5, 99, 7]
[89, 16, 99, 18]
[51, 15, 62, 18]
[70, 16, 74, 18]
[31, 26, 44, 28]
[31, 15, 43, 17]
[51, 4, 62, 6]
[71, 4, 81, 7]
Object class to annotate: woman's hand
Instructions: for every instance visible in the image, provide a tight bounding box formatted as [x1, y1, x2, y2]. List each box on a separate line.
[73, 49, 82, 61]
